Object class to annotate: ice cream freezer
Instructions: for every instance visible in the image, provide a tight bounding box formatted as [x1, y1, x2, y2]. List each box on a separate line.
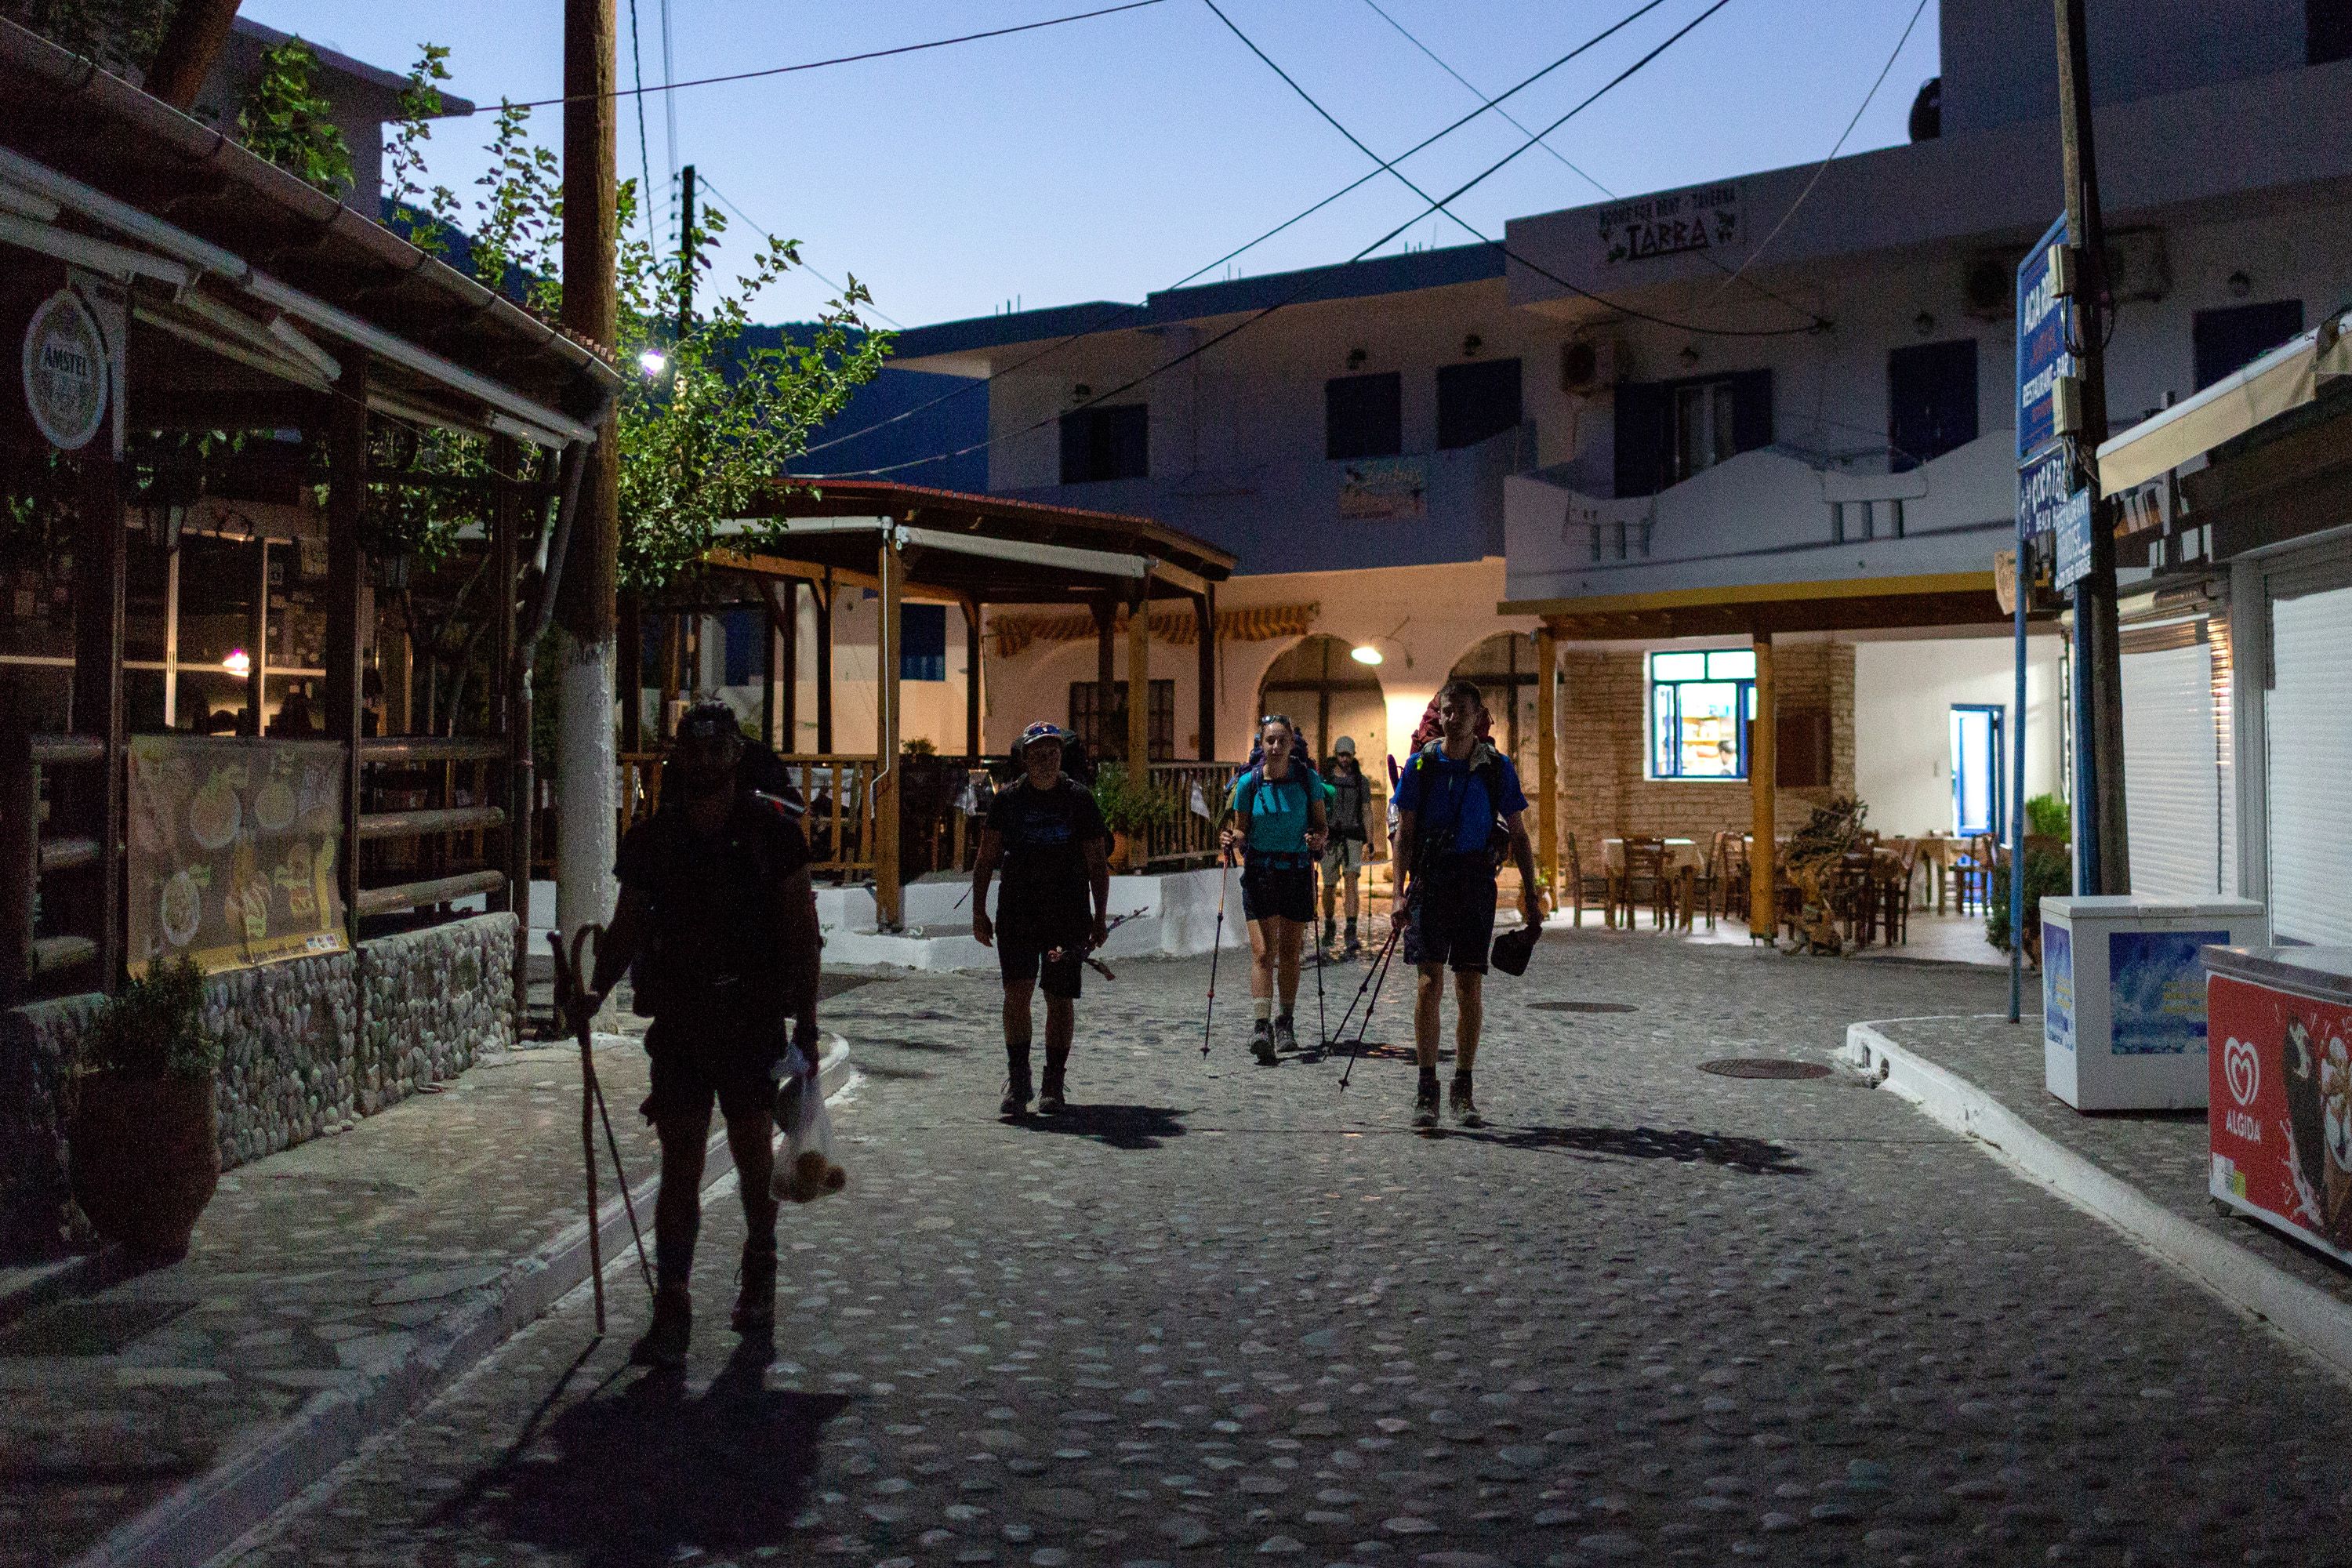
[2206, 946, 2352, 1267]
[2042, 895, 2269, 1111]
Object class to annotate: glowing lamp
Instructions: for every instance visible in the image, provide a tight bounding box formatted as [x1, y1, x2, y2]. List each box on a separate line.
[637, 347, 669, 377]
[222, 648, 251, 677]
[1350, 644, 1384, 666]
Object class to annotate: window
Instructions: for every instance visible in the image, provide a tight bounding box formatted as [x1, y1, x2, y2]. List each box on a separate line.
[1648, 649, 1756, 779]
[1059, 404, 1149, 483]
[1325, 372, 1402, 459]
[1435, 358, 1523, 449]
[2193, 300, 2303, 391]
[1887, 339, 1979, 470]
[1066, 679, 1175, 761]
[721, 607, 760, 688]
[900, 604, 946, 682]
[1613, 369, 1772, 498]
[2314, 0, 2352, 65]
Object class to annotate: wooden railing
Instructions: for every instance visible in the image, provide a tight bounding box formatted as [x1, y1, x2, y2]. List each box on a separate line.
[619, 751, 882, 884]
[0, 734, 109, 1004]
[1141, 760, 1241, 869]
[357, 735, 510, 924]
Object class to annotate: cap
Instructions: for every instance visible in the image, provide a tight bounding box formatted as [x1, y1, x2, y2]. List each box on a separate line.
[1333, 735, 1357, 755]
[1018, 721, 1069, 751]
[1490, 921, 1541, 978]
[675, 700, 745, 753]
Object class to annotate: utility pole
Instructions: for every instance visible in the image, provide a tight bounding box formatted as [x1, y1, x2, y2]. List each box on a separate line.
[556, 0, 621, 969]
[2053, 0, 2130, 893]
[677, 163, 696, 334]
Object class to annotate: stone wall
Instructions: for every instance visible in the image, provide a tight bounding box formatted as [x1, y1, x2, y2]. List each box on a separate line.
[1, 913, 517, 1258]
[1555, 643, 1857, 870]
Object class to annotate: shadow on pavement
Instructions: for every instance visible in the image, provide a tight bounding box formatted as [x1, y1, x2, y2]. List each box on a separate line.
[452, 1336, 851, 1567]
[1007, 1103, 1187, 1151]
[1461, 1123, 1808, 1174]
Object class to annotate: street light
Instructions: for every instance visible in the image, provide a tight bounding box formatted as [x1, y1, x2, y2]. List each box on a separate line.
[1350, 644, 1384, 666]
[222, 648, 251, 677]
[637, 347, 668, 378]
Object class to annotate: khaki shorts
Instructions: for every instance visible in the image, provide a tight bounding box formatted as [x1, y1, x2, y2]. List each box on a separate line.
[1321, 838, 1364, 887]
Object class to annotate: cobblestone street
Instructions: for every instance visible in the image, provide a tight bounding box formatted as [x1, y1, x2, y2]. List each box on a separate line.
[225, 934, 2352, 1568]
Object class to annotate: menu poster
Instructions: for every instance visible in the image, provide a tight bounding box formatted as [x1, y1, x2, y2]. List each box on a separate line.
[128, 737, 348, 975]
[2210, 973, 2352, 1266]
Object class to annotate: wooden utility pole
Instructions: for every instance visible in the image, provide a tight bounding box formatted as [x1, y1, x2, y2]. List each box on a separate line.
[144, 0, 244, 110]
[2053, 0, 2130, 892]
[554, 0, 621, 953]
[1126, 583, 1152, 777]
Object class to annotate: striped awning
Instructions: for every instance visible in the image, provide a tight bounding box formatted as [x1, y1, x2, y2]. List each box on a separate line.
[989, 602, 1319, 662]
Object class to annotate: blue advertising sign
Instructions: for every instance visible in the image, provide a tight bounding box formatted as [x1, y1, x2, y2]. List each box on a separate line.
[2016, 215, 2074, 461]
[2053, 486, 2094, 590]
[2044, 919, 2075, 1054]
[2108, 929, 2229, 1055]
[2016, 443, 2074, 536]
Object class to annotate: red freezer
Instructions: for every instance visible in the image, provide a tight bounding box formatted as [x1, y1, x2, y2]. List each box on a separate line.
[2207, 946, 2352, 1265]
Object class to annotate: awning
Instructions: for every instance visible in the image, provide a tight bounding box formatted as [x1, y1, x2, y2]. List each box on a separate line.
[2099, 309, 2351, 495]
[989, 601, 1319, 662]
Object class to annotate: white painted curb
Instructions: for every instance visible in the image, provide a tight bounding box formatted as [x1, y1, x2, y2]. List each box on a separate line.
[71, 1036, 853, 1568]
[1846, 1020, 2352, 1387]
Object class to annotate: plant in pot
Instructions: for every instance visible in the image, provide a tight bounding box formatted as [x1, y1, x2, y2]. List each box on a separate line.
[67, 957, 223, 1261]
[1987, 846, 2072, 968]
[1090, 763, 1173, 872]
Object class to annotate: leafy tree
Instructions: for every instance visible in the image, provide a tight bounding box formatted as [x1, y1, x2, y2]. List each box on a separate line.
[236, 34, 354, 195]
[2, 0, 175, 78]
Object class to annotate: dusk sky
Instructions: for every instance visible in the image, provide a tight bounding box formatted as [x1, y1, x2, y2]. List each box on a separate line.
[246, 0, 1940, 331]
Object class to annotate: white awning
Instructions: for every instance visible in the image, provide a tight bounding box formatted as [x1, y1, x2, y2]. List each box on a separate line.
[2098, 309, 2351, 495]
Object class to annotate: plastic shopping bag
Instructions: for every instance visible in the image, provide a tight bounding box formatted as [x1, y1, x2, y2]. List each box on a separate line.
[772, 1046, 847, 1203]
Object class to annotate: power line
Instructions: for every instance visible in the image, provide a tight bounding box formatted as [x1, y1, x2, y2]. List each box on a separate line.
[1354, 0, 1820, 326]
[798, 0, 1684, 459]
[1709, 0, 1930, 298]
[695, 174, 906, 330]
[476, 0, 1168, 113]
[1201, 0, 1820, 339]
[811, 0, 1749, 477]
[659, 0, 680, 234]
[625, 0, 659, 255]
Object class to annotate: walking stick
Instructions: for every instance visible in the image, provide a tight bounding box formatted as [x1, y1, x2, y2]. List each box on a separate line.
[1312, 896, 1328, 1049]
[1329, 913, 1396, 1044]
[549, 928, 658, 1331]
[1338, 921, 1403, 1091]
[1202, 846, 1233, 1058]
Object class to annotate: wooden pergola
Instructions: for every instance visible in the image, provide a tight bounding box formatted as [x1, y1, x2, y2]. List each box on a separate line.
[0, 19, 619, 1004]
[666, 478, 1236, 927]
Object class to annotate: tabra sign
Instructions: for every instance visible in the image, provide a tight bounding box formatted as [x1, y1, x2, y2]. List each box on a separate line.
[1338, 456, 1426, 520]
[2015, 215, 2074, 462]
[20, 288, 108, 451]
[1596, 182, 1743, 267]
[127, 736, 350, 975]
[2051, 486, 2095, 591]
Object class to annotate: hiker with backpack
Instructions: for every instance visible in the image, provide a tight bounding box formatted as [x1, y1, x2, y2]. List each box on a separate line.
[1320, 735, 1373, 960]
[971, 722, 1112, 1116]
[1391, 679, 1544, 1128]
[1220, 714, 1328, 1064]
[577, 702, 823, 1367]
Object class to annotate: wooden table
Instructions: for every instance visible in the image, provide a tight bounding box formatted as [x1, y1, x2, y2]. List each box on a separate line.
[1604, 838, 1704, 928]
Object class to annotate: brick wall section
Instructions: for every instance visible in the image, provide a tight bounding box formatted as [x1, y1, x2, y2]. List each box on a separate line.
[1554, 644, 1856, 868]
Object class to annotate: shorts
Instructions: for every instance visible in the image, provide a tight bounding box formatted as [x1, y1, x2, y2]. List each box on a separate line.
[1403, 858, 1499, 974]
[997, 927, 1086, 1000]
[1240, 860, 1317, 924]
[641, 1012, 787, 1125]
[1321, 837, 1365, 887]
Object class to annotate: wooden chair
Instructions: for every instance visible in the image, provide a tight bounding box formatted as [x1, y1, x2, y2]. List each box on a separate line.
[1878, 842, 1919, 946]
[1613, 836, 1677, 930]
[1563, 834, 1613, 927]
[1953, 833, 1998, 916]
[1719, 834, 1751, 928]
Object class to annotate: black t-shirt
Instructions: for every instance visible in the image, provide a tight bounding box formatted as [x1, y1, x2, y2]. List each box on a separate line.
[985, 777, 1105, 935]
[615, 793, 811, 1016]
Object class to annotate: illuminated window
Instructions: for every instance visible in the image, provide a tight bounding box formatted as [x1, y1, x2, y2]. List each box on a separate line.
[1648, 649, 1756, 779]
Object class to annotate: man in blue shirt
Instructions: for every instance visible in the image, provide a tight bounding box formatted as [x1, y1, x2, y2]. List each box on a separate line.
[1391, 678, 1544, 1128]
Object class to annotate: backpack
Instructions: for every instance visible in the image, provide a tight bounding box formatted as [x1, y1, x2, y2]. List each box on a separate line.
[1406, 740, 1512, 873]
[1231, 758, 1321, 848]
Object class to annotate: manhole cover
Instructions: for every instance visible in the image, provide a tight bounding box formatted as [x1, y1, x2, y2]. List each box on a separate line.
[1699, 1058, 1832, 1080]
[0, 1298, 193, 1357]
[1527, 1001, 1638, 1014]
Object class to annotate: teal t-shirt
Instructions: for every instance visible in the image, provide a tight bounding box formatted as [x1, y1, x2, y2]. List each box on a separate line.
[1230, 762, 1319, 860]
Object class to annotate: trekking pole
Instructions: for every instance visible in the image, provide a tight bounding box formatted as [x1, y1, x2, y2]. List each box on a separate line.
[548, 928, 607, 1335]
[1312, 894, 1329, 1049]
[1338, 922, 1403, 1091]
[551, 930, 659, 1326]
[1329, 913, 1395, 1043]
[1202, 845, 1232, 1058]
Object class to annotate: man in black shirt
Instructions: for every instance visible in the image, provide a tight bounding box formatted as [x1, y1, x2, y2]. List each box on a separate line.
[1321, 735, 1373, 959]
[579, 702, 821, 1368]
[971, 722, 1110, 1117]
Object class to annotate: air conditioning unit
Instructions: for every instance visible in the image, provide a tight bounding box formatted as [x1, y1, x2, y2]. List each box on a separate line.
[2103, 227, 2170, 305]
[1962, 248, 2025, 320]
[1560, 337, 1620, 395]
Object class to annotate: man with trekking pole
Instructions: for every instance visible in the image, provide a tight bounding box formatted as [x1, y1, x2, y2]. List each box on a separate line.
[575, 702, 823, 1368]
[1391, 679, 1543, 1129]
[1320, 735, 1373, 960]
[972, 722, 1112, 1117]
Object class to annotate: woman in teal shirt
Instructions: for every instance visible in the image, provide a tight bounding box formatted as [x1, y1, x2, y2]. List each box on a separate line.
[1220, 715, 1327, 1063]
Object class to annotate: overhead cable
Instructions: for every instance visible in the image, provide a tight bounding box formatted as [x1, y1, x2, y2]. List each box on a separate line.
[810, 0, 1750, 477]
[695, 173, 906, 330]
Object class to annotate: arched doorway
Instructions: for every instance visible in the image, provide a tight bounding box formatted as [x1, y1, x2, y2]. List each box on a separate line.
[1449, 632, 1547, 779]
[1258, 633, 1385, 768]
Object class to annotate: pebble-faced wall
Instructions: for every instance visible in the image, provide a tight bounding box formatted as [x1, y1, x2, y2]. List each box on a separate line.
[0, 913, 517, 1258]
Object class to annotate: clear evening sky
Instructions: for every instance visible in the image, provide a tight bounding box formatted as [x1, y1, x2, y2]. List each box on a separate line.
[245, 1, 1940, 331]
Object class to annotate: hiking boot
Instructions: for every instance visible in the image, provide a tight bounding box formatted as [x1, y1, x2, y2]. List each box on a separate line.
[1450, 1074, 1486, 1129]
[1000, 1062, 1034, 1117]
[1323, 916, 1338, 949]
[1037, 1062, 1067, 1115]
[1343, 921, 1359, 960]
[731, 1243, 777, 1334]
[630, 1284, 692, 1368]
[1413, 1074, 1440, 1129]
[1273, 1014, 1299, 1053]
[1250, 1019, 1279, 1065]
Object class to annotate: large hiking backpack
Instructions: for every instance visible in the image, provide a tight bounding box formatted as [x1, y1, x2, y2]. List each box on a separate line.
[1230, 758, 1322, 855]
[1405, 740, 1512, 873]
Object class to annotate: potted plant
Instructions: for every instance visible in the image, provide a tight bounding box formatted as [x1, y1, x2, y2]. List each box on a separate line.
[1987, 845, 2072, 968]
[1090, 762, 1173, 872]
[67, 957, 222, 1261]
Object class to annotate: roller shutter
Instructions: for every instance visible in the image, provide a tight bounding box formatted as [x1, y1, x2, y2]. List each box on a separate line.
[2265, 583, 2352, 946]
[2120, 622, 2225, 898]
